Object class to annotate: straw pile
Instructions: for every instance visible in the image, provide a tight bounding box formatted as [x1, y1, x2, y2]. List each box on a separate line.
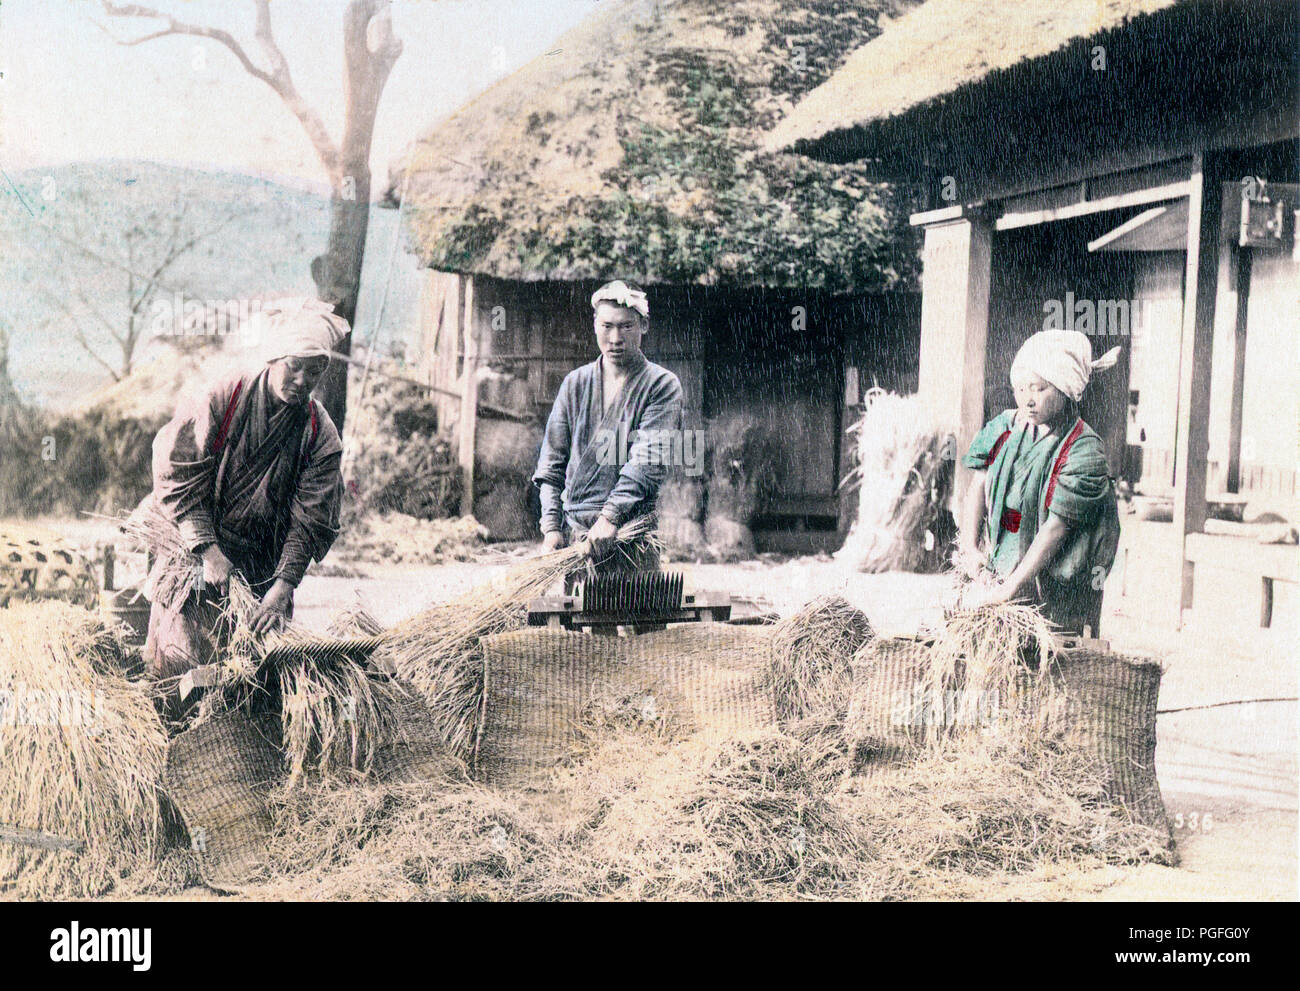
[375, 516, 660, 761]
[768, 595, 874, 725]
[234, 715, 1171, 902]
[227, 599, 1169, 900]
[0, 601, 168, 899]
[837, 389, 950, 573]
[918, 602, 1063, 744]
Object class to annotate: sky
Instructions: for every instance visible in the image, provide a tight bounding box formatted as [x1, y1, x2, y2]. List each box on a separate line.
[0, 0, 602, 193]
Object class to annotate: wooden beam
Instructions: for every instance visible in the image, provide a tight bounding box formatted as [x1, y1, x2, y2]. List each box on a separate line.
[1173, 153, 1228, 626]
[995, 181, 1191, 231]
[1225, 247, 1253, 493]
[915, 214, 992, 503]
[458, 276, 479, 517]
[327, 348, 530, 421]
[909, 204, 969, 227]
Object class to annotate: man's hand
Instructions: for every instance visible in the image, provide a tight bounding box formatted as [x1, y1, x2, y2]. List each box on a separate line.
[250, 578, 294, 635]
[201, 544, 235, 591]
[541, 530, 565, 552]
[586, 515, 618, 557]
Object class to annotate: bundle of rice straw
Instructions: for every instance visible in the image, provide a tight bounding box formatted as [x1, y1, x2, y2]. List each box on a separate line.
[207, 577, 413, 787]
[375, 516, 660, 762]
[859, 600, 1063, 748]
[117, 504, 411, 786]
[926, 601, 1061, 741]
[768, 595, 873, 725]
[0, 601, 167, 899]
[118, 496, 201, 609]
[836, 388, 949, 573]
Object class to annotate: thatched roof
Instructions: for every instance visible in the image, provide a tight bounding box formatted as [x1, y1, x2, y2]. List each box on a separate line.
[392, 0, 923, 291]
[765, 0, 1184, 157]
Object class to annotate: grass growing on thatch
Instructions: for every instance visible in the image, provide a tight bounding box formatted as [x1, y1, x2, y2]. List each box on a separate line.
[0, 601, 167, 899]
[837, 389, 950, 573]
[768, 595, 874, 724]
[376, 516, 660, 762]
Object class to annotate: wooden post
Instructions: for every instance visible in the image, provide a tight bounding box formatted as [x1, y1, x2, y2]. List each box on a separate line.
[1173, 153, 1227, 626]
[914, 210, 993, 501]
[458, 276, 479, 518]
[1225, 246, 1253, 493]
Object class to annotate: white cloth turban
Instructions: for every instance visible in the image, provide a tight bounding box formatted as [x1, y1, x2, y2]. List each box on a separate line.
[1010, 330, 1120, 403]
[591, 280, 649, 319]
[254, 298, 350, 362]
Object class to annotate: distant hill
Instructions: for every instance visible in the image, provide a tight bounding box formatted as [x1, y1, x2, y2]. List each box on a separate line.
[0, 161, 423, 410]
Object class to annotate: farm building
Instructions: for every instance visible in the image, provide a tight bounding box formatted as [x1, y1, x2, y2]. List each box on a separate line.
[386, 0, 923, 549]
[768, 0, 1299, 625]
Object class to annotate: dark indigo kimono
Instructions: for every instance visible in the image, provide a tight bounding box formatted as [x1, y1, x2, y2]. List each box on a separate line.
[532, 352, 683, 535]
[140, 369, 342, 678]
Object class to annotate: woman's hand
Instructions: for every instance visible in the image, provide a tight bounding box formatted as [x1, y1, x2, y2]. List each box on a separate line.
[250, 578, 294, 635]
[541, 530, 565, 552]
[952, 541, 985, 580]
[201, 544, 235, 591]
[964, 581, 1016, 610]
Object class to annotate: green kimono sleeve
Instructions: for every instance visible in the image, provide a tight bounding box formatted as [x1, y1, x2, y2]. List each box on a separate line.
[1041, 428, 1121, 584]
[1043, 431, 1111, 527]
[961, 410, 1017, 470]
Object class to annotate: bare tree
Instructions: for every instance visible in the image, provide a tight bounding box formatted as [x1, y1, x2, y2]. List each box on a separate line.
[35, 198, 247, 382]
[97, 0, 404, 427]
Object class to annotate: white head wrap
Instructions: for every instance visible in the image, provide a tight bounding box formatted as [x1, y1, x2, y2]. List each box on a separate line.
[591, 280, 649, 319]
[1010, 330, 1120, 403]
[254, 297, 350, 362]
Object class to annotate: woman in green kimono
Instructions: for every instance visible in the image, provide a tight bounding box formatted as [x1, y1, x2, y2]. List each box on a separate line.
[957, 330, 1122, 635]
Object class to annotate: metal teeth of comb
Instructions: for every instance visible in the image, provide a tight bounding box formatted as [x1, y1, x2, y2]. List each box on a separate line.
[580, 571, 684, 614]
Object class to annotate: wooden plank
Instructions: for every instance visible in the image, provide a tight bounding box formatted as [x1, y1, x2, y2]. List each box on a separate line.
[458, 276, 479, 517]
[995, 181, 1191, 231]
[1226, 244, 1253, 493]
[1174, 153, 1227, 626]
[909, 204, 968, 227]
[916, 215, 992, 503]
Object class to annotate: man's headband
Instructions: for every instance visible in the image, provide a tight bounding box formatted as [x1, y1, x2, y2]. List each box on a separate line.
[591, 281, 648, 319]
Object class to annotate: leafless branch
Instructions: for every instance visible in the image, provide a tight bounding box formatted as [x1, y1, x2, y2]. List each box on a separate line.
[98, 0, 343, 183]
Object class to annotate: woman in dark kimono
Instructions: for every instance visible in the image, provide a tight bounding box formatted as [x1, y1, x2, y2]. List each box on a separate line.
[139, 299, 347, 681]
[957, 330, 1122, 636]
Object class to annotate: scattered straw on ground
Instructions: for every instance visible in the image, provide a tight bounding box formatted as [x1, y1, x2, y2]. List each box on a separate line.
[329, 513, 490, 570]
[231, 716, 1171, 902]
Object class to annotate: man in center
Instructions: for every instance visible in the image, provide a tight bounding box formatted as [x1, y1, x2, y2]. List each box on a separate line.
[532, 280, 683, 571]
